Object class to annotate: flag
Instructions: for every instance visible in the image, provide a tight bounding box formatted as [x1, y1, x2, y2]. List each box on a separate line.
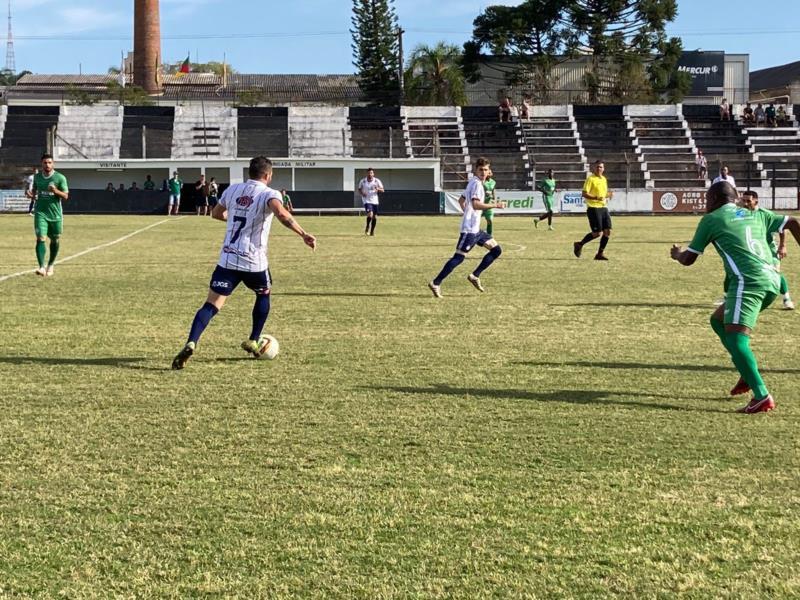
[177, 54, 190, 76]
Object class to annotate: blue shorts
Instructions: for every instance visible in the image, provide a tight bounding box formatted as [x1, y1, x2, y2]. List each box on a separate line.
[363, 203, 379, 214]
[209, 265, 271, 296]
[456, 231, 492, 253]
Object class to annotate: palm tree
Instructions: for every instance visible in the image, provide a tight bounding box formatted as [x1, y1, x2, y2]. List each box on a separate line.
[404, 42, 467, 106]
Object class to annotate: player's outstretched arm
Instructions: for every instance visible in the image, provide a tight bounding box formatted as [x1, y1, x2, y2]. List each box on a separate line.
[269, 198, 316, 250]
[778, 231, 788, 259]
[472, 198, 505, 211]
[670, 244, 699, 266]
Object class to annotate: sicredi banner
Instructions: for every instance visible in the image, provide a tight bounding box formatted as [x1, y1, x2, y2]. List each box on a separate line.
[677, 51, 725, 96]
[652, 190, 707, 213]
[443, 191, 585, 214]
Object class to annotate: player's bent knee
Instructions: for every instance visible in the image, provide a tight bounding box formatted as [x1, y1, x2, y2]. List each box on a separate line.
[490, 245, 502, 257]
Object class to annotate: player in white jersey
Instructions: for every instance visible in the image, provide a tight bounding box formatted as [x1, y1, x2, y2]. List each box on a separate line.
[428, 157, 505, 298]
[712, 165, 737, 191]
[172, 156, 317, 369]
[358, 167, 384, 236]
[25, 167, 38, 214]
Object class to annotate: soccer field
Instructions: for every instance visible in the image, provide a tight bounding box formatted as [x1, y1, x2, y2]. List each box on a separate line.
[2, 213, 800, 597]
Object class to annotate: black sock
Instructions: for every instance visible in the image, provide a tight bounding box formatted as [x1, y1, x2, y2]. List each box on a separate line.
[365, 215, 371, 232]
[599, 235, 610, 252]
[370, 215, 377, 235]
[579, 233, 595, 246]
[547, 212, 553, 226]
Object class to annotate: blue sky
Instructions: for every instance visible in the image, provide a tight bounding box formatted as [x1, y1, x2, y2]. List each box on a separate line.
[6, 0, 800, 75]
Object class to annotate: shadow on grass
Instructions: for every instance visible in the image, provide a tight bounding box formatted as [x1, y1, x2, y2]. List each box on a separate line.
[0, 356, 164, 370]
[367, 384, 730, 413]
[275, 291, 413, 298]
[557, 301, 713, 309]
[514, 360, 800, 375]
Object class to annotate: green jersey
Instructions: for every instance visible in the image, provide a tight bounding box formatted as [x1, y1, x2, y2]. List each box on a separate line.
[539, 177, 556, 201]
[33, 171, 68, 221]
[483, 178, 496, 200]
[282, 193, 292, 208]
[143, 179, 155, 191]
[168, 177, 182, 195]
[688, 203, 784, 293]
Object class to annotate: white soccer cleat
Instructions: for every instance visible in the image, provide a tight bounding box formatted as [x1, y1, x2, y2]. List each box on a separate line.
[428, 281, 442, 298]
[548, 225, 555, 231]
[467, 274, 485, 292]
[713, 297, 725, 306]
[45, 266, 54, 277]
[783, 297, 795, 310]
[35, 267, 46, 277]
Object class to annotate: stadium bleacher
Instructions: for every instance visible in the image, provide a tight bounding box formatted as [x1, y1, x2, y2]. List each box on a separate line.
[520, 106, 587, 189]
[0, 105, 59, 165]
[55, 104, 123, 160]
[119, 106, 175, 159]
[288, 106, 351, 157]
[683, 104, 763, 188]
[629, 108, 702, 189]
[348, 106, 409, 159]
[403, 106, 470, 189]
[461, 106, 531, 190]
[574, 105, 646, 188]
[743, 108, 800, 188]
[171, 104, 237, 159]
[236, 107, 289, 158]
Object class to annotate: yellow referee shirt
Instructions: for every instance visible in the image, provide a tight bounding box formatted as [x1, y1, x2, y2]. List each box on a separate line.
[583, 174, 609, 209]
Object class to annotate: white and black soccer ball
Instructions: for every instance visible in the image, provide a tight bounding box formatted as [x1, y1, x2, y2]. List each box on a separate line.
[256, 334, 280, 360]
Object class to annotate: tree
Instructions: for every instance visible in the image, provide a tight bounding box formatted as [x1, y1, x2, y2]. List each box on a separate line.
[463, 0, 690, 104]
[351, 0, 400, 105]
[162, 60, 235, 76]
[0, 69, 31, 86]
[105, 81, 153, 105]
[404, 42, 467, 106]
[567, 0, 690, 103]
[462, 0, 574, 103]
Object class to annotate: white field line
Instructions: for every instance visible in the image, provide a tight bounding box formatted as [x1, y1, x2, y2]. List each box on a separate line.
[0, 217, 185, 283]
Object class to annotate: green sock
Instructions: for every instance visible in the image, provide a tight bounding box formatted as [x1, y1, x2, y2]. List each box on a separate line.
[710, 316, 733, 353]
[725, 332, 769, 400]
[780, 273, 789, 296]
[486, 219, 493, 236]
[36, 240, 46, 268]
[48, 238, 60, 266]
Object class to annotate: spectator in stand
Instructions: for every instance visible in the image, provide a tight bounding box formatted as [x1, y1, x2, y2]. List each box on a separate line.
[742, 102, 755, 124]
[160, 178, 168, 192]
[520, 96, 531, 120]
[695, 149, 708, 181]
[105, 182, 115, 193]
[130, 182, 139, 191]
[712, 165, 737, 191]
[754, 103, 766, 126]
[765, 103, 777, 127]
[143, 174, 155, 191]
[168, 171, 182, 215]
[195, 173, 209, 216]
[720, 98, 731, 121]
[280, 188, 293, 213]
[207, 177, 219, 214]
[499, 96, 511, 123]
[117, 183, 126, 192]
[777, 105, 789, 126]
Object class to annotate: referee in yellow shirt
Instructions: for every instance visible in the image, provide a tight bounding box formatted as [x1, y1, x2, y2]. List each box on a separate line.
[573, 160, 614, 260]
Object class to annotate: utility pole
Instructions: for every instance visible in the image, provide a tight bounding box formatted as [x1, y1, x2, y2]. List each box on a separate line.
[5, 0, 15, 73]
[397, 27, 405, 104]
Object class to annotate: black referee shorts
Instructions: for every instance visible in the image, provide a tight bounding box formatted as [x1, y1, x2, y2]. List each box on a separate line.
[587, 207, 612, 232]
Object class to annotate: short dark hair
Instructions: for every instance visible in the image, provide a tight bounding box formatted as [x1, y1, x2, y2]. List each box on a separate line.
[708, 181, 737, 204]
[743, 190, 758, 200]
[249, 156, 273, 179]
[593, 160, 604, 167]
[474, 157, 491, 169]
[40, 153, 53, 161]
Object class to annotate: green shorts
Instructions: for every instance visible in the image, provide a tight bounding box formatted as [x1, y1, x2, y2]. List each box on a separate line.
[34, 214, 63, 238]
[723, 287, 777, 329]
[543, 196, 554, 212]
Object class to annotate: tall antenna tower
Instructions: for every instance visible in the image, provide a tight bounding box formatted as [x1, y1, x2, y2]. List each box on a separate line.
[5, 0, 14, 73]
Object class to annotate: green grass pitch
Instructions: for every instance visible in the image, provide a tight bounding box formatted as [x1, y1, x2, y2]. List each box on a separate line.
[1, 212, 800, 597]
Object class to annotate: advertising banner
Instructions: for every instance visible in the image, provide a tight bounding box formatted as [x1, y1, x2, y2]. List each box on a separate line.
[652, 190, 706, 213]
[444, 191, 586, 214]
[677, 51, 725, 95]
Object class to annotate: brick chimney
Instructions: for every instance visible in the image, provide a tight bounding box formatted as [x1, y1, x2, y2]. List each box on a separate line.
[133, 0, 161, 94]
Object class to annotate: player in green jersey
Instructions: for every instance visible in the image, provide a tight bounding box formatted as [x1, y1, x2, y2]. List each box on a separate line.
[671, 181, 800, 413]
[26, 154, 69, 277]
[482, 169, 497, 236]
[740, 191, 794, 310]
[534, 169, 557, 230]
[280, 189, 294, 213]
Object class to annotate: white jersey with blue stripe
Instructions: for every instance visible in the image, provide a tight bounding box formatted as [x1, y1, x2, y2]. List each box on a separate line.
[460, 176, 485, 234]
[217, 179, 282, 272]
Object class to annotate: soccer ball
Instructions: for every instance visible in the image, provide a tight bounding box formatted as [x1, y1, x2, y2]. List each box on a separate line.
[256, 334, 280, 360]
